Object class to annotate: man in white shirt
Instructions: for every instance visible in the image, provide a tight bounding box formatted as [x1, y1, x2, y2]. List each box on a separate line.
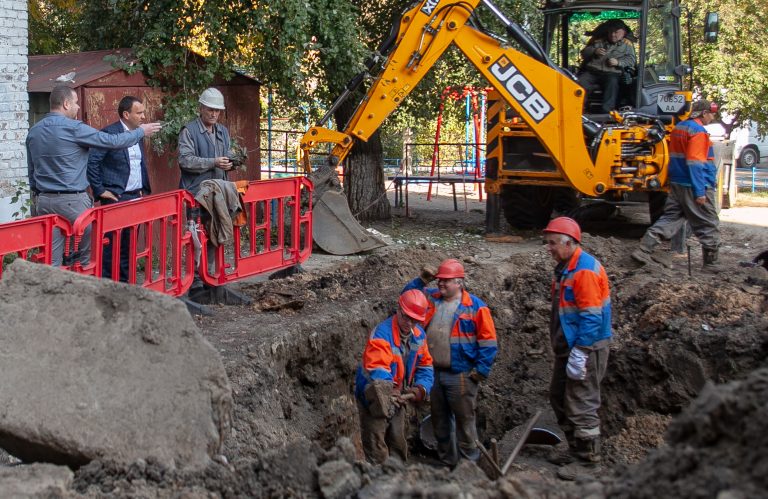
[87, 96, 152, 282]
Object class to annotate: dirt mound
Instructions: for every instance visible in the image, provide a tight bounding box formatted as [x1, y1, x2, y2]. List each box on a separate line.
[608, 368, 768, 498]
[73, 438, 320, 497]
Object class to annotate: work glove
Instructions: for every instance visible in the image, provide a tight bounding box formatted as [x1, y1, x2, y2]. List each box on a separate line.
[420, 265, 437, 283]
[566, 347, 589, 381]
[469, 369, 486, 383]
[404, 386, 426, 403]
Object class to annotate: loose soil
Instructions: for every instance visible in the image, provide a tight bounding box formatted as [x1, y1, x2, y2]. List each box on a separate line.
[35, 188, 768, 496]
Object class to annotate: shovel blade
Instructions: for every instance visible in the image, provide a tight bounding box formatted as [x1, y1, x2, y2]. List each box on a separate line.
[312, 191, 387, 255]
[420, 418, 561, 452]
[525, 427, 562, 446]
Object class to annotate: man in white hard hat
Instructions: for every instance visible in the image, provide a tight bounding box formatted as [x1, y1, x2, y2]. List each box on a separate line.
[178, 87, 233, 196]
[178, 88, 234, 293]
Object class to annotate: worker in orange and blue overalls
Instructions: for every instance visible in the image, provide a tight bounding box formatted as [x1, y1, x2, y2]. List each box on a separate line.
[403, 258, 497, 467]
[542, 217, 612, 481]
[633, 99, 722, 269]
[354, 289, 434, 464]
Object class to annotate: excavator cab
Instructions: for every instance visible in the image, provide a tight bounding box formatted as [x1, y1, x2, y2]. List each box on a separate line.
[485, 0, 692, 230]
[541, 0, 687, 119]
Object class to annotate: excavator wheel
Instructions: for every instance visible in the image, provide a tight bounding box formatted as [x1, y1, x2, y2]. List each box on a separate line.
[500, 185, 578, 229]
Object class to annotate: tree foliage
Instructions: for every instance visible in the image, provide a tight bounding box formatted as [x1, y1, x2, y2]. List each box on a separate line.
[75, 0, 267, 148]
[29, 0, 82, 54]
[684, 0, 768, 134]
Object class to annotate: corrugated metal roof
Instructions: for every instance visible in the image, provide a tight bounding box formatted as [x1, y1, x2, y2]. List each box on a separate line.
[29, 49, 262, 93]
[28, 49, 137, 93]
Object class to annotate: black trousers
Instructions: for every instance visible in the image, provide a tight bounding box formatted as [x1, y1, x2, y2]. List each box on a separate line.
[578, 70, 621, 114]
[101, 190, 143, 282]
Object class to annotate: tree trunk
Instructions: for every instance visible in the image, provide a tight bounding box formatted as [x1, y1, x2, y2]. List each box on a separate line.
[334, 100, 390, 222]
[402, 127, 413, 175]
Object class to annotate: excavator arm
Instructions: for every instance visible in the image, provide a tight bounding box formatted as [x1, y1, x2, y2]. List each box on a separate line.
[300, 0, 621, 192]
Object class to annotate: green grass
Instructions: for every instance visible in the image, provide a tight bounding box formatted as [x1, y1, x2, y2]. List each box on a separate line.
[736, 191, 768, 207]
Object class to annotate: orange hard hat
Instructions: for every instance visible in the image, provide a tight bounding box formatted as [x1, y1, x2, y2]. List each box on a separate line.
[542, 217, 582, 243]
[435, 258, 465, 279]
[399, 290, 429, 321]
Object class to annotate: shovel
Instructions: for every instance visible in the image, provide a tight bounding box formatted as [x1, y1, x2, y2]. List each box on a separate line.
[419, 414, 561, 452]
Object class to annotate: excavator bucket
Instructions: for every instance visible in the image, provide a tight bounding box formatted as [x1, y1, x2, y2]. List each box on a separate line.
[312, 190, 387, 255]
[305, 161, 387, 255]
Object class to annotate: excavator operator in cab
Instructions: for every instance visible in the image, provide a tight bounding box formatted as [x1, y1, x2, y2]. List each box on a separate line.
[577, 19, 637, 114]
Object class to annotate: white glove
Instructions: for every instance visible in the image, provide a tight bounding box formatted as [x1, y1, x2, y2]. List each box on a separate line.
[566, 348, 589, 381]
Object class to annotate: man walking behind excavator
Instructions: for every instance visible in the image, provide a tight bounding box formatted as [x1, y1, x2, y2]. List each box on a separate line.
[632, 99, 721, 269]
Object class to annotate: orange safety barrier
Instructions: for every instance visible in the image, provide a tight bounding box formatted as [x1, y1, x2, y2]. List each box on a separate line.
[0, 214, 72, 279]
[200, 177, 313, 286]
[0, 177, 313, 298]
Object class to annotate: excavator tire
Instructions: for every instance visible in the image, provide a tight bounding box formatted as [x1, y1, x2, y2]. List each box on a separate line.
[501, 185, 578, 229]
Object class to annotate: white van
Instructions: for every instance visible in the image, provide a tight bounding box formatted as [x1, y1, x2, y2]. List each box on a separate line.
[731, 121, 768, 168]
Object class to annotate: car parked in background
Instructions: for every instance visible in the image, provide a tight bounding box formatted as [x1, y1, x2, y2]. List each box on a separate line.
[731, 121, 768, 168]
[705, 120, 767, 169]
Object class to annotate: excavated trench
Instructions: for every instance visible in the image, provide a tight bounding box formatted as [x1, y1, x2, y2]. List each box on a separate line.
[69, 234, 768, 497]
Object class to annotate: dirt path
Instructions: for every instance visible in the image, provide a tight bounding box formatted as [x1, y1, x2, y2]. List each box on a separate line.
[72, 188, 768, 497]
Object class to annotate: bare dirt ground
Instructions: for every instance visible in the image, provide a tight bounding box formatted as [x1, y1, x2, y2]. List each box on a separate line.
[71, 184, 768, 497]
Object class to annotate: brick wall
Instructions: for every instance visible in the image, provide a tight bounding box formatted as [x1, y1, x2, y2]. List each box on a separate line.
[0, 0, 28, 222]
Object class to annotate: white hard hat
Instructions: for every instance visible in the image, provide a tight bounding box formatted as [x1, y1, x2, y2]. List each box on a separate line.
[199, 87, 225, 110]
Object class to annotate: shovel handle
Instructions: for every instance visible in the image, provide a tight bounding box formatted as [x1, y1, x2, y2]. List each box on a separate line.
[475, 439, 503, 479]
[501, 409, 542, 476]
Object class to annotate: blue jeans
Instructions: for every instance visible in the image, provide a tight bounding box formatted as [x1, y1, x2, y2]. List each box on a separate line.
[431, 369, 480, 465]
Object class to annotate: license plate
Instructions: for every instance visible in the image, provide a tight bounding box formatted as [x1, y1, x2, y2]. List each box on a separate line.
[657, 93, 686, 113]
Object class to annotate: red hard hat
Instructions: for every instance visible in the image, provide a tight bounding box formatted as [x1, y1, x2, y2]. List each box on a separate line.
[542, 217, 582, 243]
[399, 290, 429, 321]
[435, 258, 465, 279]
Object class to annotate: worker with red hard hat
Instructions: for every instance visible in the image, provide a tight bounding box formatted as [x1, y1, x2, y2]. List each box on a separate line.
[403, 257, 497, 466]
[542, 217, 612, 481]
[354, 289, 434, 464]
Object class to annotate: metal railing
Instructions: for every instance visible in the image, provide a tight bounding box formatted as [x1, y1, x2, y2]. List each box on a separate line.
[736, 167, 768, 193]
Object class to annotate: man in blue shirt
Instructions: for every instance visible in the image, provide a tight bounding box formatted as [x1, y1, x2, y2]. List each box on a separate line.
[26, 86, 160, 267]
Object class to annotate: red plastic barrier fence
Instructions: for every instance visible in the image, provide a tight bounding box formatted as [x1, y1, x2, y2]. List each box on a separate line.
[200, 177, 313, 286]
[0, 177, 313, 298]
[0, 214, 71, 279]
[71, 190, 197, 296]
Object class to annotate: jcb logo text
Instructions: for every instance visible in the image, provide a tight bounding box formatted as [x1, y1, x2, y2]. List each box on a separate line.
[489, 57, 552, 123]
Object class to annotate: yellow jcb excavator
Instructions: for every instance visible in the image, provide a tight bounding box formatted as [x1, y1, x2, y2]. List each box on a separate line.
[300, 0, 716, 255]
